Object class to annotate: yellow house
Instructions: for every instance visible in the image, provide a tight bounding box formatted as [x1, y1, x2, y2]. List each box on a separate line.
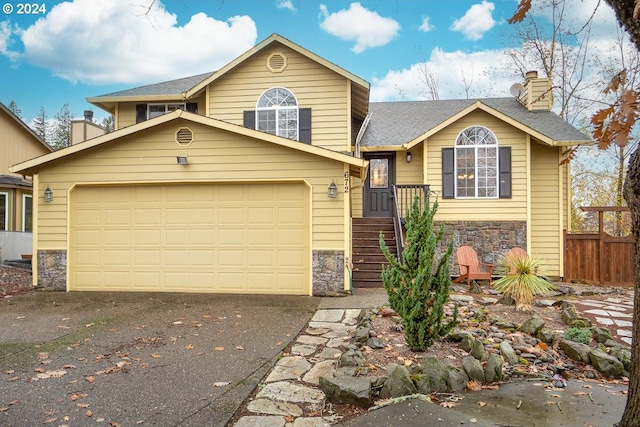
[0, 102, 52, 235]
[11, 34, 590, 295]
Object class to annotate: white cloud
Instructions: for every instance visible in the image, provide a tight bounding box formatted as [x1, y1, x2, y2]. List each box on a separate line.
[371, 47, 518, 102]
[450, 0, 496, 41]
[3, 0, 257, 85]
[0, 21, 11, 54]
[276, 0, 296, 12]
[419, 16, 434, 33]
[319, 2, 400, 53]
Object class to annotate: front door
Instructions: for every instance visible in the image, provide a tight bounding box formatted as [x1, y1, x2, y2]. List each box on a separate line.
[363, 153, 396, 217]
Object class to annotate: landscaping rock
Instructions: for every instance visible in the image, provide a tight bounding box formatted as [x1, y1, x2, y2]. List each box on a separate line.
[484, 354, 503, 383]
[247, 399, 303, 417]
[302, 360, 336, 385]
[257, 381, 325, 404]
[340, 349, 365, 367]
[561, 304, 592, 328]
[589, 349, 625, 379]
[591, 327, 614, 344]
[536, 328, 556, 344]
[443, 362, 469, 391]
[319, 376, 372, 408]
[559, 339, 591, 364]
[416, 355, 449, 393]
[366, 337, 385, 349]
[518, 316, 545, 335]
[461, 355, 485, 383]
[471, 339, 488, 361]
[379, 364, 417, 399]
[353, 326, 371, 344]
[459, 333, 474, 353]
[611, 347, 631, 371]
[499, 341, 519, 366]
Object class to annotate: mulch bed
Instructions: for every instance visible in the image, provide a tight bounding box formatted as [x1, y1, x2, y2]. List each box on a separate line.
[0, 265, 34, 298]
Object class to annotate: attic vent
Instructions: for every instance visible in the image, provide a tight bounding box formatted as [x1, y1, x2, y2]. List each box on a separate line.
[267, 52, 287, 73]
[176, 127, 193, 146]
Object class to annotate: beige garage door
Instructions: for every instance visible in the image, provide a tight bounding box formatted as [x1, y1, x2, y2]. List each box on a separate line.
[69, 183, 310, 294]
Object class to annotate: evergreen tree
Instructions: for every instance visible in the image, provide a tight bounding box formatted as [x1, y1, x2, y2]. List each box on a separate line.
[50, 103, 74, 150]
[101, 115, 115, 133]
[7, 100, 22, 119]
[32, 106, 49, 144]
[379, 196, 458, 351]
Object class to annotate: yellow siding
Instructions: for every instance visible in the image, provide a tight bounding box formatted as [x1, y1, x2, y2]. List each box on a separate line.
[206, 42, 350, 152]
[116, 95, 206, 130]
[1, 111, 49, 175]
[351, 176, 363, 218]
[530, 143, 563, 276]
[34, 119, 346, 251]
[426, 110, 528, 220]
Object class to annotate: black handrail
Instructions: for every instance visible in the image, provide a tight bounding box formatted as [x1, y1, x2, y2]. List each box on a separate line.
[391, 184, 431, 257]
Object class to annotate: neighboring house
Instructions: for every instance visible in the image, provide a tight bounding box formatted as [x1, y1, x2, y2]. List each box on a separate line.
[11, 34, 590, 295]
[0, 102, 52, 235]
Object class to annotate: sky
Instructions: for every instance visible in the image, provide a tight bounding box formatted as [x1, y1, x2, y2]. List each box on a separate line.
[0, 0, 625, 126]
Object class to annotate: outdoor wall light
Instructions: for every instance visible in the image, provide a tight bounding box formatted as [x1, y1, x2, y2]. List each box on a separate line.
[328, 180, 338, 198]
[176, 156, 188, 165]
[406, 151, 412, 163]
[44, 186, 53, 202]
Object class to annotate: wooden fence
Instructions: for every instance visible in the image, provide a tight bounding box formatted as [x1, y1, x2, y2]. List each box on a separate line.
[564, 206, 634, 285]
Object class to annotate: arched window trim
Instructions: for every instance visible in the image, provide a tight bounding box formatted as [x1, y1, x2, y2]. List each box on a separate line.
[454, 125, 499, 199]
[255, 87, 299, 141]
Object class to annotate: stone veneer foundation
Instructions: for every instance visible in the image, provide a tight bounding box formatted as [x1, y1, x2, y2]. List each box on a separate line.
[435, 220, 527, 270]
[37, 250, 67, 291]
[312, 250, 345, 296]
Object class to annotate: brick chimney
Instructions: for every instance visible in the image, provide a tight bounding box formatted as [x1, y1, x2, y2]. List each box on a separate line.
[517, 71, 552, 111]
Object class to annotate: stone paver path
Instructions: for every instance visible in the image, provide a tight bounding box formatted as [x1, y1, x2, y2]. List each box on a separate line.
[573, 291, 635, 345]
[232, 309, 360, 427]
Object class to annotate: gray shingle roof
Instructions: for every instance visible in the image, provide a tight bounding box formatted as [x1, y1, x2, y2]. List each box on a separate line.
[360, 98, 591, 147]
[0, 175, 32, 188]
[94, 71, 214, 98]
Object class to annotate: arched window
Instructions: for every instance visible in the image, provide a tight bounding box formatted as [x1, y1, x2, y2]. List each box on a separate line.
[455, 126, 498, 198]
[256, 87, 298, 140]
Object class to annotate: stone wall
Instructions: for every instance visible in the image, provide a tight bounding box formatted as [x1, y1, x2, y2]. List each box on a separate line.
[312, 250, 345, 296]
[435, 221, 527, 273]
[37, 250, 67, 291]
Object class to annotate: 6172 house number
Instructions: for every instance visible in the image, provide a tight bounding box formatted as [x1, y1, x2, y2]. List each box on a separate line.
[343, 172, 349, 193]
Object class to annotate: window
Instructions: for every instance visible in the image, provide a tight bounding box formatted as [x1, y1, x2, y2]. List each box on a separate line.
[256, 88, 298, 140]
[455, 126, 498, 198]
[0, 192, 7, 231]
[22, 194, 32, 232]
[148, 103, 186, 119]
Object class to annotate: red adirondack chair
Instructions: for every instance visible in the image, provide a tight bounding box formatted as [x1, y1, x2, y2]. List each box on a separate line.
[453, 245, 493, 287]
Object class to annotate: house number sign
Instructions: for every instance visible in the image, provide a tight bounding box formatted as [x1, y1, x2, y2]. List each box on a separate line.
[344, 172, 349, 193]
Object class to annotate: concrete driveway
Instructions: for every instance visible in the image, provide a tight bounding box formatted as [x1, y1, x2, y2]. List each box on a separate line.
[0, 292, 320, 426]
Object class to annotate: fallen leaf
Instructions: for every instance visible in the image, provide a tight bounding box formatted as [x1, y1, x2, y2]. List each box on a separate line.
[467, 380, 482, 391]
[173, 321, 184, 325]
[86, 410, 93, 417]
[150, 354, 161, 359]
[0, 407, 8, 412]
[478, 401, 487, 407]
[214, 346, 224, 351]
[84, 376, 95, 383]
[85, 323, 95, 328]
[5, 370, 14, 374]
[235, 345, 245, 350]
[6, 376, 19, 382]
[470, 418, 478, 423]
[70, 394, 80, 401]
[8, 400, 18, 406]
[37, 352, 49, 360]
[185, 344, 194, 350]
[76, 403, 90, 408]
[202, 315, 212, 318]
[63, 365, 76, 370]
[43, 417, 58, 424]
[213, 381, 230, 387]
[34, 368, 45, 373]
[440, 401, 459, 408]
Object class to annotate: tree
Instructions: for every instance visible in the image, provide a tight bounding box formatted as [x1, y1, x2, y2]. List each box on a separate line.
[379, 196, 458, 351]
[32, 106, 49, 144]
[7, 100, 22, 119]
[50, 103, 74, 151]
[511, 2, 640, 425]
[101, 115, 115, 133]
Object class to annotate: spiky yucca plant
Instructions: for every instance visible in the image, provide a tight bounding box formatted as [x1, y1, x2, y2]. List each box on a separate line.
[493, 252, 555, 311]
[379, 196, 458, 351]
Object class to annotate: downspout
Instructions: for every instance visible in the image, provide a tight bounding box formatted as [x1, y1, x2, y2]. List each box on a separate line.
[354, 114, 371, 158]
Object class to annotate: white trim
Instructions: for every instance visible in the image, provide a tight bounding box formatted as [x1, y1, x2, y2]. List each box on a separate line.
[0, 191, 8, 231]
[147, 102, 186, 120]
[256, 87, 299, 140]
[453, 125, 499, 199]
[22, 194, 32, 232]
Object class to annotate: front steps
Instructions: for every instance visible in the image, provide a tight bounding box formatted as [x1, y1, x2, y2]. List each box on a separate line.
[351, 217, 397, 288]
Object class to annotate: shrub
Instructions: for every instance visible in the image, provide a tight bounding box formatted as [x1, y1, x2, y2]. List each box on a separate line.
[563, 327, 592, 344]
[493, 252, 555, 311]
[379, 196, 458, 352]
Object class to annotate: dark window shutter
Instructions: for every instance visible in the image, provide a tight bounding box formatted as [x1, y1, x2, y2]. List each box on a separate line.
[186, 103, 198, 114]
[499, 146, 512, 198]
[136, 104, 147, 123]
[442, 147, 455, 199]
[299, 108, 311, 144]
[243, 110, 255, 129]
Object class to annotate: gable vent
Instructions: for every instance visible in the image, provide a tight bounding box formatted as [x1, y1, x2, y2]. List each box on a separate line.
[176, 127, 193, 146]
[267, 52, 287, 73]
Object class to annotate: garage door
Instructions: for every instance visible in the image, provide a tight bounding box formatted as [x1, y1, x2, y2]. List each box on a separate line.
[69, 183, 310, 294]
